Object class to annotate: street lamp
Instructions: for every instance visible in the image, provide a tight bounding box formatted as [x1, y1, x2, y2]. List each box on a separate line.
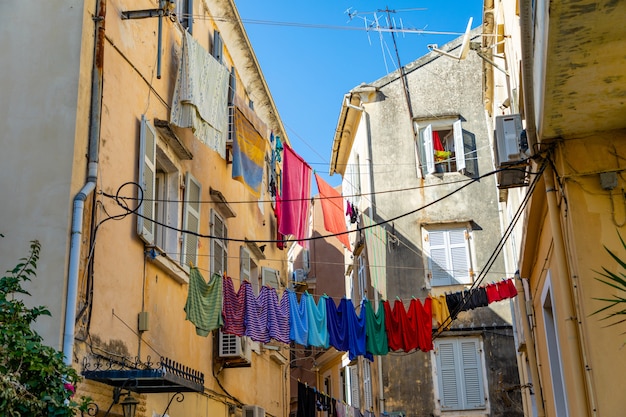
[119, 391, 139, 417]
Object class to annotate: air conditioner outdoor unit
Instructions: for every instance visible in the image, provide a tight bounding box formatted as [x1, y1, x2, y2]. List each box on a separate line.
[242, 405, 265, 417]
[495, 114, 529, 189]
[293, 269, 306, 283]
[218, 330, 252, 366]
[495, 114, 524, 165]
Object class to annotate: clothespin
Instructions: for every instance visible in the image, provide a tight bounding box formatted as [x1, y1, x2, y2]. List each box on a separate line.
[189, 261, 194, 269]
[396, 296, 401, 301]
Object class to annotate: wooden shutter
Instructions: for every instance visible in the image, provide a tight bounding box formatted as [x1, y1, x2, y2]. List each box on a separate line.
[240, 246, 250, 284]
[461, 339, 485, 408]
[182, 173, 201, 268]
[429, 230, 451, 286]
[363, 360, 373, 410]
[423, 125, 435, 174]
[453, 120, 465, 172]
[262, 267, 279, 290]
[348, 365, 360, 408]
[137, 115, 156, 244]
[448, 229, 470, 284]
[437, 340, 461, 409]
[213, 30, 223, 63]
[211, 209, 228, 275]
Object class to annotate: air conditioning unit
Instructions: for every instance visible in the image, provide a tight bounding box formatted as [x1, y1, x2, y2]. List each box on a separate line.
[242, 405, 265, 417]
[218, 330, 252, 367]
[293, 269, 306, 283]
[494, 114, 529, 189]
[495, 114, 524, 164]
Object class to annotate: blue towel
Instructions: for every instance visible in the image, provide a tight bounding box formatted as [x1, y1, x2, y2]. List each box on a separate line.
[326, 297, 349, 352]
[305, 292, 329, 348]
[289, 290, 308, 345]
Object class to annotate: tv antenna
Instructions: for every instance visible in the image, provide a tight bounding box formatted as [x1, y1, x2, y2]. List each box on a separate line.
[427, 17, 473, 61]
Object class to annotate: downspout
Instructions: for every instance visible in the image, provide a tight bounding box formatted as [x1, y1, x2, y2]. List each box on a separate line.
[515, 276, 545, 417]
[63, 0, 106, 365]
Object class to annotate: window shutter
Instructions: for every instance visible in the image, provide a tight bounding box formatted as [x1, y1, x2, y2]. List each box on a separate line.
[182, 173, 201, 268]
[262, 267, 279, 290]
[363, 360, 373, 410]
[213, 31, 223, 63]
[448, 229, 470, 284]
[137, 115, 156, 244]
[429, 230, 451, 286]
[437, 340, 461, 409]
[349, 365, 360, 408]
[453, 120, 465, 172]
[461, 339, 485, 408]
[423, 125, 435, 174]
[240, 246, 251, 284]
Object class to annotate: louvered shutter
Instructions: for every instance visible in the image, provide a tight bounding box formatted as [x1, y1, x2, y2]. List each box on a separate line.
[423, 125, 435, 174]
[453, 120, 465, 171]
[262, 267, 279, 290]
[448, 229, 470, 284]
[211, 209, 228, 275]
[429, 230, 451, 286]
[182, 173, 201, 268]
[348, 365, 360, 408]
[137, 115, 156, 244]
[240, 246, 250, 284]
[437, 340, 461, 409]
[363, 360, 373, 410]
[461, 339, 485, 408]
[213, 31, 223, 63]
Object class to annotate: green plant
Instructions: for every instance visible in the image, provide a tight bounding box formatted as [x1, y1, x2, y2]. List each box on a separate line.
[0, 240, 89, 416]
[592, 232, 626, 330]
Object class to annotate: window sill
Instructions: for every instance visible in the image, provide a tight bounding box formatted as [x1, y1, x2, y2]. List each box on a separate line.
[148, 252, 189, 284]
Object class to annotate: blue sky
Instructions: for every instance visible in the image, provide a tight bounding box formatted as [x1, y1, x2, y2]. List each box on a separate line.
[235, 1, 483, 188]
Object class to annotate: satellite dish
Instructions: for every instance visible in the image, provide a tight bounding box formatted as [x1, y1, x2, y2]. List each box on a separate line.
[428, 17, 473, 61]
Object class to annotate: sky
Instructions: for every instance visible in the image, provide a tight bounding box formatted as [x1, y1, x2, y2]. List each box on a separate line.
[235, 1, 483, 189]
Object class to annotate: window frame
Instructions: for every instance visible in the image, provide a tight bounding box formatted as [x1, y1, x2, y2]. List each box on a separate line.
[419, 119, 465, 174]
[433, 336, 487, 411]
[423, 225, 473, 287]
[177, 0, 193, 33]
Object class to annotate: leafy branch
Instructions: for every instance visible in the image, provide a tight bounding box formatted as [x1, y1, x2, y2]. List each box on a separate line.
[592, 232, 626, 330]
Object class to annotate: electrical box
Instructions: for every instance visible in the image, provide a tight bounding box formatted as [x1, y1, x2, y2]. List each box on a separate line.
[138, 311, 149, 332]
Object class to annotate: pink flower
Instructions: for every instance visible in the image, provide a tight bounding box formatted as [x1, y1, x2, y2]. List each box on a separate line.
[64, 382, 76, 397]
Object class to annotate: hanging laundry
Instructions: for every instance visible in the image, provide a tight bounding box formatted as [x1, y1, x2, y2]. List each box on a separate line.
[445, 292, 464, 315]
[364, 299, 389, 355]
[347, 300, 372, 360]
[280, 144, 312, 244]
[383, 299, 406, 351]
[305, 292, 329, 348]
[297, 382, 316, 417]
[431, 295, 452, 331]
[326, 296, 350, 352]
[289, 290, 309, 346]
[267, 286, 291, 344]
[404, 299, 421, 353]
[244, 282, 270, 343]
[497, 279, 512, 299]
[275, 194, 286, 250]
[413, 297, 433, 352]
[485, 282, 502, 303]
[222, 276, 246, 336]
[506, 278, 518, 298]
[315, 174, 351, 249]
[184, 268, 223, 337]
[231, 107, 265, 197]
[350, 205, 359, 224]
[331, 398, 338, 417]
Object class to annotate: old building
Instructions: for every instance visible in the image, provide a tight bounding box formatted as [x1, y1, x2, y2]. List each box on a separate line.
[483, 1, 626, 416]
[0, 0, 293, 415]
[329, 28, 523, 417]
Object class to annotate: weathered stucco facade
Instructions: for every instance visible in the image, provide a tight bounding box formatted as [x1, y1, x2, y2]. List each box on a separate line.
[330, 29, 522, 417]
[0, 1, 293, 415]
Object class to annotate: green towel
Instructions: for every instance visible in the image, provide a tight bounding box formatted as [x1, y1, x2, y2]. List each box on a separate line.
[365, 299, 389, 355]
[184, 268, 223, 337]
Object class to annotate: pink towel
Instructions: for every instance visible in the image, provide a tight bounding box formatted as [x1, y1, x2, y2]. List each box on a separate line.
[279, 144, 312, 244]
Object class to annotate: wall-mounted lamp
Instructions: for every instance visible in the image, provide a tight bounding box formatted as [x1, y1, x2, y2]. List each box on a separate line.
[102, 379, 140, 417]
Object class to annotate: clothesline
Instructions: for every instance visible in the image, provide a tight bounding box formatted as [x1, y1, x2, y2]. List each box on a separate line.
[184, 268, 518, 360]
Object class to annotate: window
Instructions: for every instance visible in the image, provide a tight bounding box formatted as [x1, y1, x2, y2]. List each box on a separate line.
[211, 209, 228, 276]
[212, 30, 223, 64]
[346, 364, 360, 408]
[177, 0, 193, 33]
[138, 116, 198, 267]
[434, 337, 486, 411]
[357, 253, 367, 301]
[424, 226, 472, 286]
[417, 118, 477, 177]
[541, 273, 569, 417]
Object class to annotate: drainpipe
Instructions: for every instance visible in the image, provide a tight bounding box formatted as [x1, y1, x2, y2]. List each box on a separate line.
[514, 276, 545, 417]
[544, 164, 589, 416]
[519, 0, 537, 154]
[63, 0, 106, 365]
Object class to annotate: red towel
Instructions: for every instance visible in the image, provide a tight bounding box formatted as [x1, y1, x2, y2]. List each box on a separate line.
[315, 174, 351, 249]
[279, 145, 312, 244]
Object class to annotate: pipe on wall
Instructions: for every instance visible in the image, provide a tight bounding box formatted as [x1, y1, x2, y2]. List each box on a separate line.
[63, 0, 106, 365]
